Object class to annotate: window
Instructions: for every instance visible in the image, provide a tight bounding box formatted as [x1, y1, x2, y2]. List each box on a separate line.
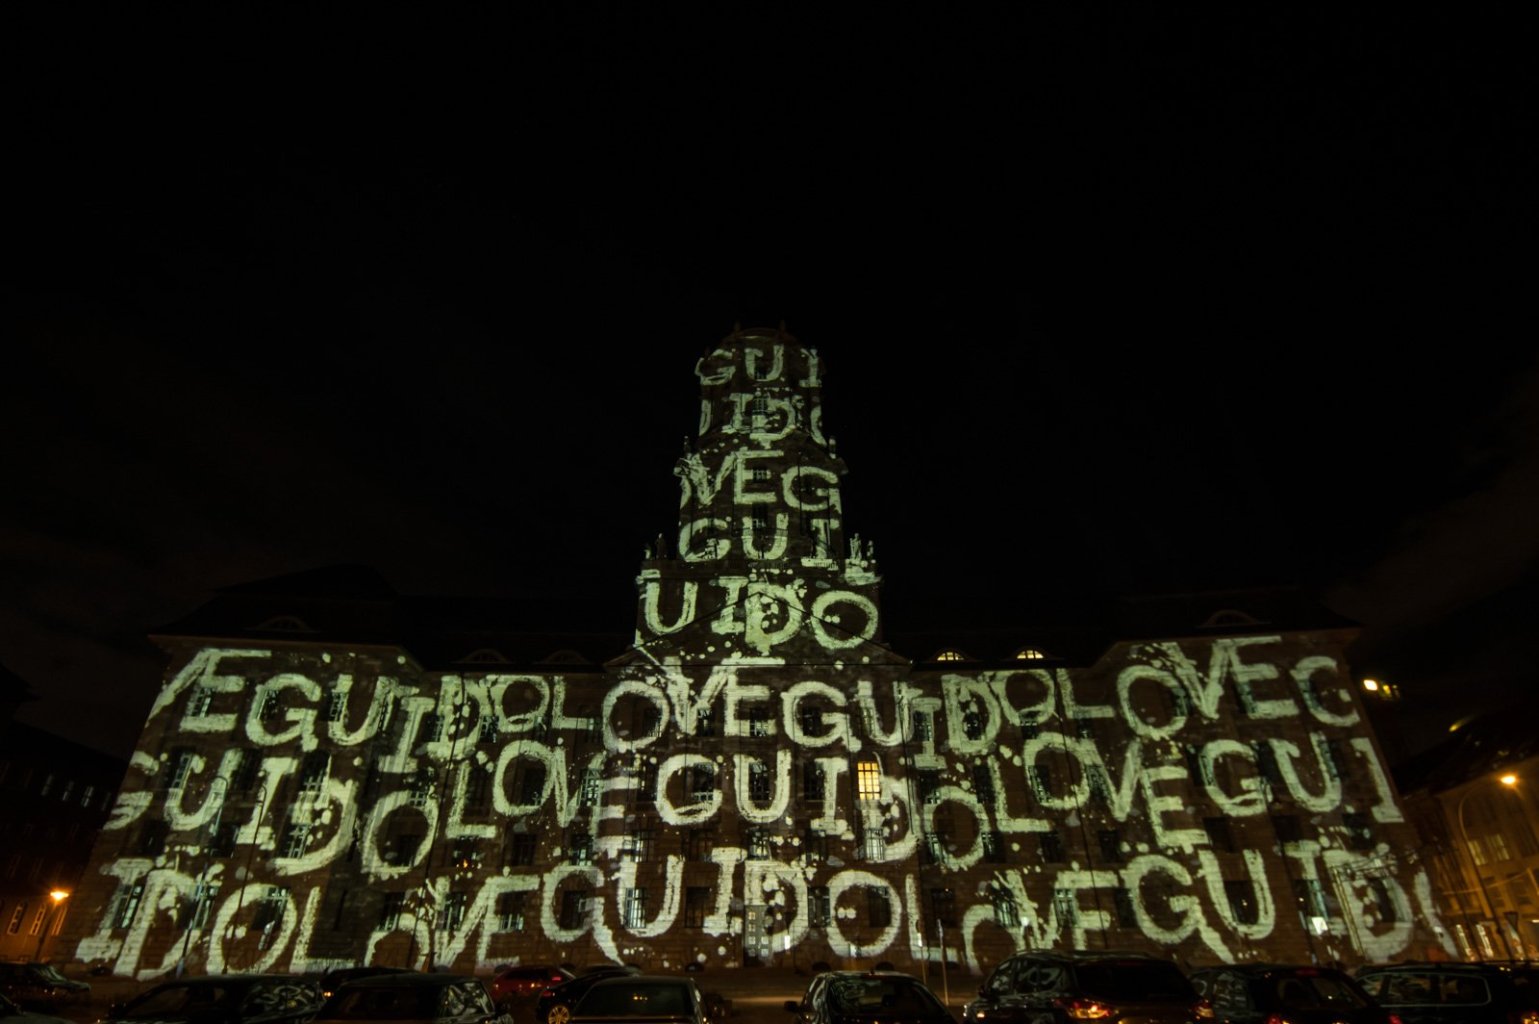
[1040, 830, 1066, 864]
[441, 891, 467, 933]
[632, 760, 656, 804]
[507, 834, 537, 866]
[280, 823, 311, 859]
[746, 828, 770, 861]
[409, 770, 436, 809]
[689, 764, 716, 802]
[1052, 889, 1078, 925]
[685, 887, 712, 928]
[1323, 738, 1350, 781]
[232, 749, 262, 795]
[209, 820, 239, 857]
[911, 709, 933, 742]
[189, 687, 216, 717]
[580, 768, 602, 806]
[518, 764, 547, 805]
[856, 758, 881, 802]
[1204, 817, 1236, 853]
[138, 820, 170, 857]
[1075, 718, 1097, 740]
[298, 751, 330, 797]
[983, 830, 1007, 864]
[325, 691, 346, 723]
[621, 886, 646, 936]
[802, 761, 825, 802]
[1368, 878, 1398, 923]
[1028, 762, 1054, 800]
[973, 763, 995, 802]
[810, 886, 831, 927]
[867, 889, 892, 928]
[1184, 747, 1210, 787]
[80, 784, 95, 808]
[1224, 880, 1258, 925]
[1097, 829, 1124, 864]
[1254, 742, 1284, 787]
[747, 708, 773, 738]
[749, 761, 772, 801]
[59, 779, 75, 803]
[1113, 887, 1139, 928]
[621, 830, 655, 862]
[991, 887, 1019, 928]
[798, 703, 822, 737]
[861, 824, 886, 861]
[683, 829, 712, 862]
[112, 885, 143, 929]
[916, 770, 940, 804]
[478, 714, 499, 744]
[379, 892, 405, 931]
[804, 826, 828, 860]
[166, 749, 195, 790]
[7, 903, 26, 934]
[497, 892, 527, 932]
[1342, 812, 1374, 852]
[559, 889, 589, 930]
[964, 710, 984, 740]
[1273, 814, 1303, 843]
[930, 888, 958, 928]
[568, 831, 593, 865]
[417, 712, 443, 746]
[465, 768, 490, 813]
[695, 706, 718, 737]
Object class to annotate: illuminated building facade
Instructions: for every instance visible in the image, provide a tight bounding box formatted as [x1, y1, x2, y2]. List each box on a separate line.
[60, 328, 1454, 980]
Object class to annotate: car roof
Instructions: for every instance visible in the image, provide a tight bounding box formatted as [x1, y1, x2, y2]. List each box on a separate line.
[335, 974, 476, 988]
[1195, 965, 1350, 975]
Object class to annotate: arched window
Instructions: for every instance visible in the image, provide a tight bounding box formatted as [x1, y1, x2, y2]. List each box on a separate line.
[1014, 648, 1048, 661]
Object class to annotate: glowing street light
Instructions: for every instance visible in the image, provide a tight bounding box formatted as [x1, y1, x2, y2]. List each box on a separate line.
[34, 890, 70, 960]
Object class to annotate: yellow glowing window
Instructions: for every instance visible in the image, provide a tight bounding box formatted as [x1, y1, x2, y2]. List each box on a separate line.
[1015, 649, 1046, 661]
[934, 650, 968, 662]
[856, 759, 881, 802]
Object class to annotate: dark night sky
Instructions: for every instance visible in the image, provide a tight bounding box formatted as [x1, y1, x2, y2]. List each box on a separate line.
[4, 9, 1534, 761]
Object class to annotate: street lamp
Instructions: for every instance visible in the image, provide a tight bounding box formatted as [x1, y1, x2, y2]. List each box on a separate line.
[33, 890, 70, 961]
[1454, 771, 1519, 961]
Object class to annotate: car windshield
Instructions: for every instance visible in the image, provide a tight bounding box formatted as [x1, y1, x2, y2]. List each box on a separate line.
[34, 966, 71, 984]
[578, 982, 691, 1018]
[324, 986, 442, 1020]
[824, 978, 942, 1016]
[1072, 962, 1195, 1001]
[1268, 974, 1370, 1011]
[122, 984, 236, 1018]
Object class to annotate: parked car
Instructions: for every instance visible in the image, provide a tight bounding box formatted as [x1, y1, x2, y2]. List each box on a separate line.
[106, 975, 324, 1024]
[964, 951, 1206, 1024]
[1356, 962, 1539, 1024]
[1190, 965, 1394, 1024]
[537, 968, 640, 1024]
[0, 992, 72, 1024]
[490, 967, 576, 1013]
[786, 971, 953, 1024]
[320, 968, 414, 1001]
[570, 976, 709, 1024]
[312, 973, 510, 1024]
[0, 963, 90, 1013]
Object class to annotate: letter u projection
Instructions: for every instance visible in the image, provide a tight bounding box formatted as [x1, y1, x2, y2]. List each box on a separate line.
[61, 328, 1451, 980]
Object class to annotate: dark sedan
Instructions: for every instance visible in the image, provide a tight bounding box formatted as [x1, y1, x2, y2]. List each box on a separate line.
[787, 971, 953, 1024]
[106, 975, 323, 1024]
[0, 964, 90, 1013]
[311, 973, 509, 1024]
[571, 976, 707, 1024]
[1190, 965, 1395, 1024]
[537, 969, 641, 1024]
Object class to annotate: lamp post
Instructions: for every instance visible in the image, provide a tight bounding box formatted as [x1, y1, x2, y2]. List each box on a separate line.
[33, 890, 69, 961]
[1453, 771, 1519, 961]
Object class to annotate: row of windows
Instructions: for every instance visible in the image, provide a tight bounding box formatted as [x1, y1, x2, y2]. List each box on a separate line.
[0, 760, 110, 811]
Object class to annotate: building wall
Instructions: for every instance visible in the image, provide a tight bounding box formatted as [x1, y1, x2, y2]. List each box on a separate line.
[0, 722, 125, 962]
[57, 330, 1450, 978]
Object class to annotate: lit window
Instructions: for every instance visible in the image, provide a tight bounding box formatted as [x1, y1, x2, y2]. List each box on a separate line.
[1015, 648, 1047, 660]
[856, 758, 881, 802]
[933, 650, 968, 663]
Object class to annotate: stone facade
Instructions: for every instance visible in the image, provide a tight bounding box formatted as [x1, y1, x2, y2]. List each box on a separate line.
[60, 328, 1453, 980]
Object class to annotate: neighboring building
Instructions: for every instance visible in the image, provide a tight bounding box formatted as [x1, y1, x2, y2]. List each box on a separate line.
[0, 717, 126, 962]
[1396, 703, 1539, 961]
[59, 327, 1451, 979]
